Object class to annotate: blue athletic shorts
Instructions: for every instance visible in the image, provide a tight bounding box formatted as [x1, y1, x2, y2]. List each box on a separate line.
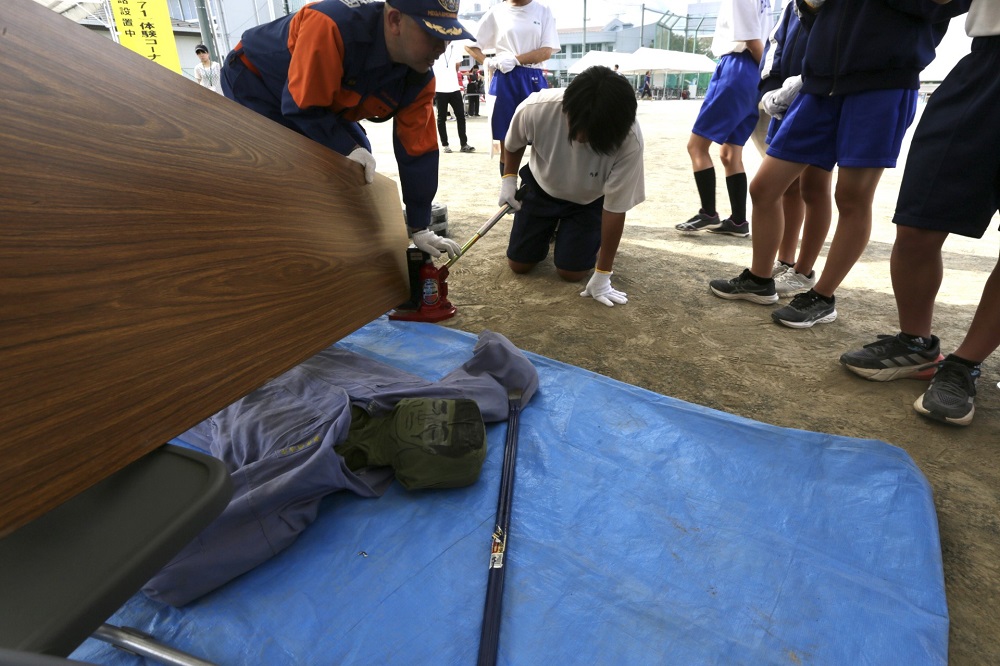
[490, 67, 548, 142]
[767, 88, 917, 171]
[894, 36, 1000, 238]
[692, 52, 760, 146]
[506, 166, 603, 272]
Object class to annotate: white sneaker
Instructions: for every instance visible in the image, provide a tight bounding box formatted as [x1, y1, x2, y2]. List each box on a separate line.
[775, 269, 816, 296]
[771, 261, 792, 279]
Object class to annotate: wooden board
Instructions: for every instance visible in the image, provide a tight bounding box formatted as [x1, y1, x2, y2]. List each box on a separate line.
[0, 0, 411, 536]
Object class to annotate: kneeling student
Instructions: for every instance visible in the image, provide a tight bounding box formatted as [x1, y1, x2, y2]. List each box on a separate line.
[499, 65, 645, 307]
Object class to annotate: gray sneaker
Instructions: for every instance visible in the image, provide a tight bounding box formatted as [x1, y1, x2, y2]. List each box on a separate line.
[771, 289, 836, 328]
[913, 359, 980, 426]
[708, 217, 750, 237]
[442, 145, 453, 153]
[709, 268, 778, 304]
[676, 210, 721, 232]
[772, 261, 792, 279]
[840, 333, 943, 381]
[460, 144, 475, 153]
[774, 269, 816, 296]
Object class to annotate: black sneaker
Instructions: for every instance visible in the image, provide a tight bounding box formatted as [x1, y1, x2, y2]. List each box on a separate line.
[709, 268, 778, 304]
[708, 217, 750, 237]
[771, 289, 837, 328]
[676, 209, 722, 232]
[460, 144, 475, 153]
[840, 333, 944, 381]
[913, 359, 980, 426]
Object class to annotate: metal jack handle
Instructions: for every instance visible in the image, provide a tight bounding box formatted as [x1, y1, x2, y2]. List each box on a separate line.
[443, 184, 526, 270]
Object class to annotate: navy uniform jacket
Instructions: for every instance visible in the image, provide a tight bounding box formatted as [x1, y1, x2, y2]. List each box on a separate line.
[227, 1, 439, 228]
[143, 330, 539, 606]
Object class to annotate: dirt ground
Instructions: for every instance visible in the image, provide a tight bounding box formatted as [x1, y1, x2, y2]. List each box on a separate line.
[365, 100, 999, 664]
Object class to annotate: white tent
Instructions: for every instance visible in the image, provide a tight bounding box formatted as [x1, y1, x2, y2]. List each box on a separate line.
[621, 47, 717, 75]
[567, 51, 635, 76]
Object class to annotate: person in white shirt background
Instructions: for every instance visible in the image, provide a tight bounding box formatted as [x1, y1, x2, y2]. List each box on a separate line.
[194, 43, 223, 95]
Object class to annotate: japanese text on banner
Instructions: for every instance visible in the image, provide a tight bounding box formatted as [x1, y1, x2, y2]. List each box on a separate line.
[110, 0, 181, 74]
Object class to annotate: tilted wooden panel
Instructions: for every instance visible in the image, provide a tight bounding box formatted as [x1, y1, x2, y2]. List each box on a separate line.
[0, 0, 410, 536]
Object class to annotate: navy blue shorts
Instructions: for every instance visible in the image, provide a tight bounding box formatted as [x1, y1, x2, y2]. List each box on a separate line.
[490, 67, 548, 142]
[506, 167, 603, 272]
[767, 88, 916, 171]
[894, 36, 1000, 238]
[692, 52, 760, 146]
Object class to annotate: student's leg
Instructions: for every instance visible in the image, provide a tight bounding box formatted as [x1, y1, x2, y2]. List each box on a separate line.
[812, 166, 884, 298]
[793, 166, 833, 277]
[435, 94, 450, 147]
[719, 142, 747, 223]
[891, 225, 947, 339]
[748, 155, 807, 279]
[450, 91, 469, 147]
[953, 258, 1000, 362]
[776, 178, 804, 267]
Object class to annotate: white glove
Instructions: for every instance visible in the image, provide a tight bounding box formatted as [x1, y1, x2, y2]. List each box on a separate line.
[580, 271, 628, 307]
[498, 176, 522, 211]
[347, 146, 376, 184]
[761, 75, 802, 120]
[483, 56, 497, 72]
[411, 228, 461, 259]
[497, 55, 520, 74]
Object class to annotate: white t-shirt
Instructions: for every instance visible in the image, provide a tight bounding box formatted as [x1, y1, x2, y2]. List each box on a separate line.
[195, 61, 223, 94]
[504, 89, 645, 213]
[432, 42, 463, 94]
[473, 0, 561, 68]
[967, 0, 1000, 37]
[711, 0, 773, 57]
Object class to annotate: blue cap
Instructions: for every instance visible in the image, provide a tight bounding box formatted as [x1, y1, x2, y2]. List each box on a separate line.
[391, 0, 474, 41]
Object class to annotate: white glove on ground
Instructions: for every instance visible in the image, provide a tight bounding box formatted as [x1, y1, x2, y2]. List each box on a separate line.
[497, 55, 520, 74]
[762, 75, 803, 120]
[411, 228, 461, 259]
[498, 176, 522, 211]
[580, 271, 628, 307]
[347, 146, 376, 184]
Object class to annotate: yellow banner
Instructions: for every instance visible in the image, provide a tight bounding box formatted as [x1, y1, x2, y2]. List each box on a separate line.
[109, 0, 182, 74]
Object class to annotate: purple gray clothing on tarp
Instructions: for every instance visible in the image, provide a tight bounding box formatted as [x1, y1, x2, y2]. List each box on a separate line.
[142, 330, 538, 606]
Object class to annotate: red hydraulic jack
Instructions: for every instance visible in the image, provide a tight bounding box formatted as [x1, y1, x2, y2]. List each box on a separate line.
[389, 188, 524, 323]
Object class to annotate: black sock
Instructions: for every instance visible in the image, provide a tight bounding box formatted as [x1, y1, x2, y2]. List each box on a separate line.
[807, 288, 834, 303]
[693, 167, 716, 215]
[499, 162, 505, 177]
[899, 332, 933, 349]
[945, 353, 981, 369]
[726, 172, 748, 223]
[747, 271, 772, 285]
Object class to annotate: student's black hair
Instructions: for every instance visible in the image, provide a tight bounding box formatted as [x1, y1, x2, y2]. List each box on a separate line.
[562, 65, 637, 155]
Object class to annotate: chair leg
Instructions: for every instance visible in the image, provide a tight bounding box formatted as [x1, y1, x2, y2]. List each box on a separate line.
[91, 624, 215, 666]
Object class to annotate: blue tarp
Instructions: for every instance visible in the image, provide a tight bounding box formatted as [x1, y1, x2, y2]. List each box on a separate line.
[71, 317, 948, 664]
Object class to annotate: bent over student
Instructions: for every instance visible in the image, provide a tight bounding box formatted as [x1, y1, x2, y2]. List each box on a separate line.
[220, 0, 470, 259]
[499, 66, 645, 308]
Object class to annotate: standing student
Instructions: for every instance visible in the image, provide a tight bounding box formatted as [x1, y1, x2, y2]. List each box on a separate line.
[641, 71, 653, 99]
[675, 0, 772, 238]
[756, 0, 832, 297]
[499, 66, 645, 307]
[466, 64, 482, 116]
[194, 44, 223, 94]
[464, 0, 559, 175]
[431, 41, 475, 153]
[709, 0, 968, 328]
[220, 0, 470, 259]
[840, 0, 997, 427]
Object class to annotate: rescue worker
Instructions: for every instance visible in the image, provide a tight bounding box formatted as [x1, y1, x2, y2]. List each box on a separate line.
[221, 0, 472, 258]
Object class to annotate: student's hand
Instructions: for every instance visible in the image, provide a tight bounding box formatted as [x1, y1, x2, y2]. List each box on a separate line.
[483, 56, 497, 72]
[498, 175, 522, 211]
[580, 270, 628, 307]
[497, 55, 520, 74]
[411, 228, 461, 259]
[347, 146, 376, 184]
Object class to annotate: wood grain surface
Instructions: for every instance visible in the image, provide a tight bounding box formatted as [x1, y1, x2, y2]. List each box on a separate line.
[0, 0, 410, 536]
